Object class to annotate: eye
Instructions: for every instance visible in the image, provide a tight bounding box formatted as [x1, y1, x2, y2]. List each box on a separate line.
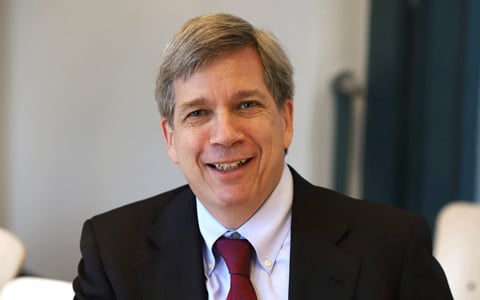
[180, 109, 210, 126]
[187, 109, 209, 118]
[238, 101, 258, 109]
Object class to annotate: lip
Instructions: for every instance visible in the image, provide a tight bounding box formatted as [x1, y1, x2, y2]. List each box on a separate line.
[204, 158, 254, 184]
[207, 158, 252, 171]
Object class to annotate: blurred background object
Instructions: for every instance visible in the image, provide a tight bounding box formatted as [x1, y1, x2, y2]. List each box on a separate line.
[434, 201, 480, 300]
[0, 227, 26, 290]
[0, 277, 73, 300]
[362, 0, 480, 229]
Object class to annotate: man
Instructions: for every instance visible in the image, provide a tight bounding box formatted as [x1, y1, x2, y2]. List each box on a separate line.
[73, 13, 453, 299]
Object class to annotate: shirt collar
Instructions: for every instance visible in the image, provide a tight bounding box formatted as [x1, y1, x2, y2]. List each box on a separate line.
[197, 164, 293, 275]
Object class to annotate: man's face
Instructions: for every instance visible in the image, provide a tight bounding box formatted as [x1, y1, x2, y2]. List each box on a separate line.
[161, 47, 293, 227]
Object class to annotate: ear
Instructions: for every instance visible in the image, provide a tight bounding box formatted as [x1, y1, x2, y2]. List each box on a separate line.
[161, 118, 179, 164]
[281, 99, 294, 149]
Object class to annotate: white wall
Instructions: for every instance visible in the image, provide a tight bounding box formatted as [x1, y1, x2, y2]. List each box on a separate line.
[1, 0, 369, 280]
[1, 0, 7, 228]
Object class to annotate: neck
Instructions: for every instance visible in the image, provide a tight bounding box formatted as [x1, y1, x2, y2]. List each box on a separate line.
[210, 201, 265, 229]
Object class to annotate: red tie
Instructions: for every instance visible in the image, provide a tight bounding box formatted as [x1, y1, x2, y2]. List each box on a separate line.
[214, 237, 258, 300]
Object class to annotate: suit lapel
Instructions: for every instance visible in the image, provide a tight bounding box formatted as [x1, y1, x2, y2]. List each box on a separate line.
[288, 168, 360, 300]
[132, 168, 359, 299]
[135, 187, 208, 300]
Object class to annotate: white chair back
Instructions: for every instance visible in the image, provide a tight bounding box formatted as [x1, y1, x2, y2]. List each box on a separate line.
[0, 228, 26, 290]
[434, 201, 480, 300]
[0, 277, 74, 300]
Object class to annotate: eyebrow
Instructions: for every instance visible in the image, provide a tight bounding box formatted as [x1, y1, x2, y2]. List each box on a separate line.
[233, 89, 267, 101]
[176, 98, 208, 118]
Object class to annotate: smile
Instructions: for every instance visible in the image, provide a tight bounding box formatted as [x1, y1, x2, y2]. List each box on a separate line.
[210, 159, 249, 171]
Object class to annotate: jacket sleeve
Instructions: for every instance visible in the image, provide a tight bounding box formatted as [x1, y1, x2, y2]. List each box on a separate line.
[398, 216, 453, 299]
[73, 219, 116, 300]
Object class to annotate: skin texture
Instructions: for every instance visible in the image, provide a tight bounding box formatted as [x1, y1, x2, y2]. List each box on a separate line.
[161, 47, 293, 229]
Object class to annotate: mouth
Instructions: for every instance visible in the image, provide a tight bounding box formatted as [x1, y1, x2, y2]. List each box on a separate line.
[208, 159, 250, 171]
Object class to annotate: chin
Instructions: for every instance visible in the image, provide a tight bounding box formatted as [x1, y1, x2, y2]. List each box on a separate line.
[215, 193, 251, 207]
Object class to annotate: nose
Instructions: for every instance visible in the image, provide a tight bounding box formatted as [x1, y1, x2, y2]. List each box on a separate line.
[209, 111, 244, 147]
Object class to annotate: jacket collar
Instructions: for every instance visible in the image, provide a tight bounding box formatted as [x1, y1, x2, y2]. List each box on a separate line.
[288, 167, 359, 300]
[135, 187, 208, 300]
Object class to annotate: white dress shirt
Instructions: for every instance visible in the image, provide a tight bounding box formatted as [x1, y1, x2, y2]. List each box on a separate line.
[196, 164, 293, 300]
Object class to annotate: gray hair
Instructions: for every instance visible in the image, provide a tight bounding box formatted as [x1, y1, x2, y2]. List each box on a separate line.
[155, 13, 294, 126]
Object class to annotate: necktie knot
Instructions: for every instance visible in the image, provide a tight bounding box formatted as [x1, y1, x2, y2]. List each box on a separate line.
[214, 236, 258, 300]
[215, 237, 252, 276]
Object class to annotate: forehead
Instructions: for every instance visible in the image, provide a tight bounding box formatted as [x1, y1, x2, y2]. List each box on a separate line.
[173, 48, 268, 102]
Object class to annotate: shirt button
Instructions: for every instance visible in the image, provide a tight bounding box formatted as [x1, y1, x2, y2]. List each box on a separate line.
[208, 263, 213, 269]
[264, 259, 273, 267]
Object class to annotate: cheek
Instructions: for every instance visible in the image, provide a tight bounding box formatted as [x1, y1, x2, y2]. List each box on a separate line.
[173, 131, 203, 161]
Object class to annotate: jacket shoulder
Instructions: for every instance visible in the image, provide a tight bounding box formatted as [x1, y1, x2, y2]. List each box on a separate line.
[290, 166, 422, 238]
[87, 184, 193, 233]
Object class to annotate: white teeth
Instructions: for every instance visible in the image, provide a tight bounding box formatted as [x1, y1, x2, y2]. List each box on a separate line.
[213, 159, 248, 171]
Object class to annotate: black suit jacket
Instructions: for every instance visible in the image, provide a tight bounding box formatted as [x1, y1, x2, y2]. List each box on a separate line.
[73, 167, 452, 299]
